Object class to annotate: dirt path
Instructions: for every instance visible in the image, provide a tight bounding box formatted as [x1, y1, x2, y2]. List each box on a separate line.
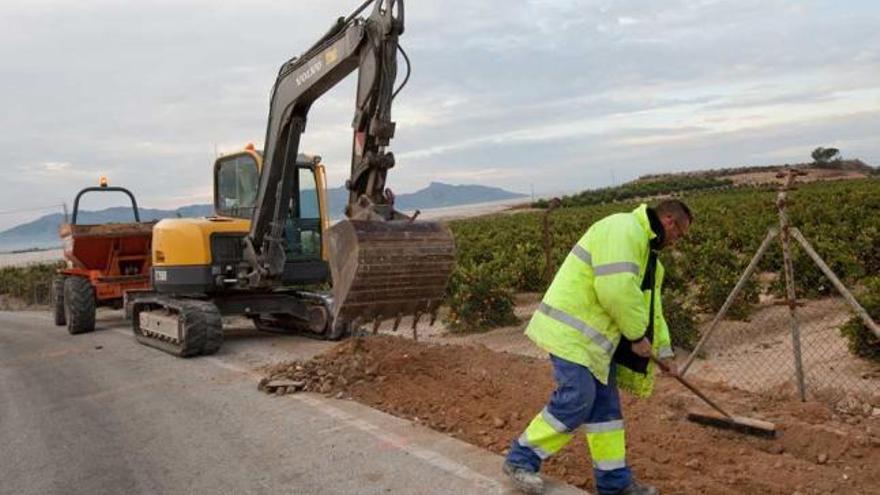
[262, 335, 880, 495]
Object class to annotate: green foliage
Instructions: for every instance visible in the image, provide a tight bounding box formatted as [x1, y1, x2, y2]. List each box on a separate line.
[811, 146, 841, 166]
[662, 290, 699, 351]
[839, 277, 880, 363]
[443, 261, 519, 332]
[533, 176, 733, 209]
[448, 179, 880, 342]
[0, 262, 64, 304]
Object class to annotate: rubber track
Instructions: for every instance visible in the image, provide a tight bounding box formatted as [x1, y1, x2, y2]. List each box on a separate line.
[132, 297, 223, 357]
[52, 276, 66, 326]
[65, 277, 95, 334]
[252, 296, 349, 342]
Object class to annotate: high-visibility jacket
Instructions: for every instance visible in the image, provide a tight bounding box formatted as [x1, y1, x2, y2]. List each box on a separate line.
[525, 204, 673, 396]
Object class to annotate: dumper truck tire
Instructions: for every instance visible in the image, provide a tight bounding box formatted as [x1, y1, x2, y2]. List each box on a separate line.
[64, 276, 96, 335]
[52, 276, 66, 326]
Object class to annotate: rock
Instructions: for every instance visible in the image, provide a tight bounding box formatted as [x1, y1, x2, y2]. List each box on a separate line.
[337, 376, 348, 387]
[266, 379, 303, 389]
[773, 461, 783, 469]
[684, 458, 701, 469]
[335, 392, 345, 400]
[863, 404, 873, 416]
[817, 453, 828, 464]
[492, 417, 507, 429]
[319, 382, 333, 394]
[768, 444, 785, 455]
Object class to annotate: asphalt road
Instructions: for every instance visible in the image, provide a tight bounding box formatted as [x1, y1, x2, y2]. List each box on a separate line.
[0, 309, 586, 495]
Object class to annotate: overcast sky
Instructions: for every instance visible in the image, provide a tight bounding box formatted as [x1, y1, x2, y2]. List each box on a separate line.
[1, 0, 878, 230]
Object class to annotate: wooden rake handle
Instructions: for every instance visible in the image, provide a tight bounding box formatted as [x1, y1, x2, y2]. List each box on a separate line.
[650, 355, 734, 419]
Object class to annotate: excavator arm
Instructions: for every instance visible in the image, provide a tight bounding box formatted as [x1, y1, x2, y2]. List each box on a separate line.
[245, 0, 405, 280]
[245, 0, 455, 329]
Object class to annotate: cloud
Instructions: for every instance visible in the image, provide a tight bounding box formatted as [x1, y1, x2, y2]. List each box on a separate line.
[0, 0, 878, 231]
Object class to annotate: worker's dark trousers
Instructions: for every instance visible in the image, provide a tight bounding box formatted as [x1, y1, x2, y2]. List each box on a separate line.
[506, 355, 631, 495]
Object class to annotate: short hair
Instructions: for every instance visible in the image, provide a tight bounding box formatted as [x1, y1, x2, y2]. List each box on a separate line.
[655, 199, 693, 223]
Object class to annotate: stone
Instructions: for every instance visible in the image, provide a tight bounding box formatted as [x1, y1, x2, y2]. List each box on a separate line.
[684, 458, 701, 469]
[817, 453, 828, 464]
[492, 417, 507, 428]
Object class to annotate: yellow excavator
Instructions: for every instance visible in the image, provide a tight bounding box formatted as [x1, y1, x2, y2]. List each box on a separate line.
[127, 0, 455, 356]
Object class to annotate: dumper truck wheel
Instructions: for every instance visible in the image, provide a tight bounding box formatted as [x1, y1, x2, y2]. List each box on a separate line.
[52, 276, 66, 326]
[64, 276, 96, 335]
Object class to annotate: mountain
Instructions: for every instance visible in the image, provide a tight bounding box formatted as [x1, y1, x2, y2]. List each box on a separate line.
[0, 182, 525, 251]
[322, 181, 526, 217]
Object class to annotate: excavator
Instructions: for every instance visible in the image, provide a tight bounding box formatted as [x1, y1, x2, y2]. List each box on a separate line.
[127, 0, 456, 356]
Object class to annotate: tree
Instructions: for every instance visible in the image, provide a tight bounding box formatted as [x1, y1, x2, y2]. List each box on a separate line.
[811, 147, 841, 167]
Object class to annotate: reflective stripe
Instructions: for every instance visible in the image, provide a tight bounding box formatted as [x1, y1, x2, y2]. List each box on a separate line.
[584, 419, 624, 433]
[517, 432, 551, 460]
[570, 244, 592, 265]
[593, 459, 627, 471]
[541, 408, 570, 433]
[537, 302, 614, 354]
[593, 261, 640, 276]
[657, 346, 674, 359]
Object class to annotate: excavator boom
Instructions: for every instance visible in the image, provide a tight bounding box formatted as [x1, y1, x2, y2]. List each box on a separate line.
[245, 0, 455, 329]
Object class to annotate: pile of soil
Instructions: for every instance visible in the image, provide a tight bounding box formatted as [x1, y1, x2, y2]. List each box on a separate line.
[261, 336, 880, 495]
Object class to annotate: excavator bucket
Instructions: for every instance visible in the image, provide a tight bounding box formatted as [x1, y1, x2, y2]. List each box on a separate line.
[327, 219, 456, 328]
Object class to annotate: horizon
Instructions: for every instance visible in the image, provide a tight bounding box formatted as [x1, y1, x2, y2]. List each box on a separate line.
[1, 1, 878, 230]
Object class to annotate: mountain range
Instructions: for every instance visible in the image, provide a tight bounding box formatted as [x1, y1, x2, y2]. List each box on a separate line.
[0, 182, 525, 251]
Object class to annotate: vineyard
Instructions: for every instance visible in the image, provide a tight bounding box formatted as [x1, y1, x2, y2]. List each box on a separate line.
[533, 176, 733, 209]
[447, 178, 880, 360]
[2, 178, 879, 362]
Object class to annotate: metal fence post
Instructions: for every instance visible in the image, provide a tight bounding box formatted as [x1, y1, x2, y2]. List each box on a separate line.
[680, 228, 778, 376]
[791, 227, 880, 339]
[777, 170, 807, 401]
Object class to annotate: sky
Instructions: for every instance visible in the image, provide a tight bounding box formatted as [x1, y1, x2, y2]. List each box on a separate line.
[0, 0, 878, 230]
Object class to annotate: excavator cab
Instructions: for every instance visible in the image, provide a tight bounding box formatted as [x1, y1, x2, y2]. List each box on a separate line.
[213, 149, 331, 287]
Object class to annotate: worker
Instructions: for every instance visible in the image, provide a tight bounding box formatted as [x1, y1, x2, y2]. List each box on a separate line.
[502, 199, 692, 495]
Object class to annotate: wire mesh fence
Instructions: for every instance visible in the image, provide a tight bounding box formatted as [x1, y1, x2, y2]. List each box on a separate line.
[681, 237, 880, 411]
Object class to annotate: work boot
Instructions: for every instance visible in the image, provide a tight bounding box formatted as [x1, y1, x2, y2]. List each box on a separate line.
[614, 480, 659, 495]
[502, 461, 545, 494]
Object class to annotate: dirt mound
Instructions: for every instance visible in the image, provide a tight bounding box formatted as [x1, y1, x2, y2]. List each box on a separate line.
[261, 336, 880, 495]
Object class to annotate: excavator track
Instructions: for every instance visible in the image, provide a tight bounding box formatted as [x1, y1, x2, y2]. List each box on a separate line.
[251, 292, 351, 341]
[131, 296, 223, 357]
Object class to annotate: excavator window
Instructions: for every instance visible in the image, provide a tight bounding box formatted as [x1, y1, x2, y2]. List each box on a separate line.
[283, 167, 323, 260]
[215, 153, 260, 219]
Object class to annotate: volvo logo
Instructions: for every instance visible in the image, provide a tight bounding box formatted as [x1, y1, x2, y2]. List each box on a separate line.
[296, 61, 324, 86]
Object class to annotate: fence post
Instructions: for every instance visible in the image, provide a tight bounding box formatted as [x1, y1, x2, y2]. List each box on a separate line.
[777, 170, 807, 401]
[680, 228, 778, 376]
[541, 198, 561, 284]
[791, 227, 880, 339]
